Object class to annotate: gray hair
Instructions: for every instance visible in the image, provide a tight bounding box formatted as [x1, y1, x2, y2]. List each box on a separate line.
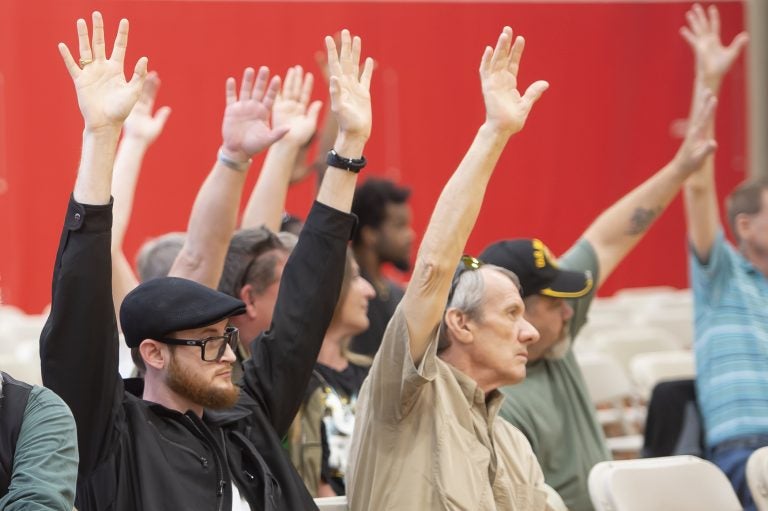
[136, 232, 186, 282]
[437, 264, 520, 352]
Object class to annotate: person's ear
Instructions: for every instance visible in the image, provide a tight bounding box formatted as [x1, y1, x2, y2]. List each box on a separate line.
[444, 309, 474, 345]
[239, 284, 258, 319]
[139, 339, 170, 370]
[735, 213, 752, 244]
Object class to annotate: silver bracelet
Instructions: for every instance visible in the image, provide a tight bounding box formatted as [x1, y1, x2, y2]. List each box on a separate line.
[217, 148, 252, 172]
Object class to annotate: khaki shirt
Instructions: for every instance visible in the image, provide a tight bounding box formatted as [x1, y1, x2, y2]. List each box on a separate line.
[347, 306, 552, 510]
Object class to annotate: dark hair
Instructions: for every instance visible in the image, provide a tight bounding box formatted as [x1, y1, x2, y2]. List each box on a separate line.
[136, 232, 186, 282]
[351, 178, 411, 246]
[726, 178, 768, 244]
[218, 227, 287, 299]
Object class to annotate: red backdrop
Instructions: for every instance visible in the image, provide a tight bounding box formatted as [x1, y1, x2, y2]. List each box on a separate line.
[0, 1, 748, 313]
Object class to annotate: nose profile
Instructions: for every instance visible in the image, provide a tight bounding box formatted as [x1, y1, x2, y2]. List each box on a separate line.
[520, 318, 540, 344]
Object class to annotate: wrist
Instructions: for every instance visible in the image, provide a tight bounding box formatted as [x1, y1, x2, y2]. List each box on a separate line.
[478, 122, 515, 143]
[218, 146, 252, 172]
[332, 133, 367, 159]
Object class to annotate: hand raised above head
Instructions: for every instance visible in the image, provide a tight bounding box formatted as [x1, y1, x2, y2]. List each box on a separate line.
[479, 26, 548, 136]
[272, 65, 323, 147]
[680, 4, 748, 87]
[123, 71, 172, 144]
[221, 66, 290, 162]
[325, 29, 374, 141]
[58, 12, 148, 132]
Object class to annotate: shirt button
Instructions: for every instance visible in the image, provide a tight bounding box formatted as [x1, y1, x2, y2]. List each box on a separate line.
[74, 213, 81, 221]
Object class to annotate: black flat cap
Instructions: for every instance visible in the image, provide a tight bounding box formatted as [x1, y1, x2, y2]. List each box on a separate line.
[120, 277, 246, 348]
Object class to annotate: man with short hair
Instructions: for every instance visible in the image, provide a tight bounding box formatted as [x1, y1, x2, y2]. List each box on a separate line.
[41, 15, 374, 510]
[681, 5, 760, 508]
[479, 5, 736, 507]
[349, 178, 414, 356]
[347, 26, 558, 510]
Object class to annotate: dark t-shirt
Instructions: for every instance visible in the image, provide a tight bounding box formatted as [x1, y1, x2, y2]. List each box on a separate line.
[307, 362, 369, 495]
[349, 273, 405, 356]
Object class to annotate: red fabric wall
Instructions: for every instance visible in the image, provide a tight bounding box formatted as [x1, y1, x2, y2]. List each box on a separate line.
[0, 1, 748, 313]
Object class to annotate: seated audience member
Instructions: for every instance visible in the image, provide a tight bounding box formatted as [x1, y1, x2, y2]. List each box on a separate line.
[347, 27, 559, 510]
[681, 5, 759, 509]
[0, 371, 78, 510]
[41, 14, 373, 510]
[290, 249, 375, 497]
[348, 178, 413, 356]
[479, 8, 732, 510]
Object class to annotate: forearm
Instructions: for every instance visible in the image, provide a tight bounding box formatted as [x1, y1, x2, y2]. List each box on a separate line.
[111, 135, 150, 250]
[242, 141, 300, 231]
[583, 159, 690, 286]
[169, 160, 247, 288]
[404, 123, 511, 358]
[73, 127, 122, 205]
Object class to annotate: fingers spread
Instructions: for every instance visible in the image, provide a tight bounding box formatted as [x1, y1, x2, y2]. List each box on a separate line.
[58, 43, 80, 79]
[360, 57, 374, 90]
[508, 36, 525, 77]
[490, 26, 513, 70]
[154, 106, 172, 128]
[479, 46, 493, 76]
[707, 4, 720, 36]
[128, 56, 149, 88]
[111, 18, 129, 63]
[239, 67, 255, 101]
[307, 100, 323, 123]
[76, 18, 92, 62]
[141, 71, 161, 109]
[252, 66, 270, 101]
[225, 77, 237, 106]
[728, 32, 749, 56]
[340, 29, 353, 74]
[300, 72, 314, 107]
[325, 36, 343, 78]
[352, 35, 362, 78]
[91, 11, 106, 60]
[262, 75, 281, 112]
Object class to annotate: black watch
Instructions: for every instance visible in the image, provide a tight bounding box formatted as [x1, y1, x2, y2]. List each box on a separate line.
[326, 149, 367, 173]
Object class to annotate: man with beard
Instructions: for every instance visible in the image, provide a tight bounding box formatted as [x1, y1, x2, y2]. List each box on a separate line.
[349, 178, 414, 356]
[41, 13, 373, 510]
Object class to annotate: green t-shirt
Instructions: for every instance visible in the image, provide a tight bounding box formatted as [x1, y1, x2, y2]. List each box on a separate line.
[499, 238, 610, 511]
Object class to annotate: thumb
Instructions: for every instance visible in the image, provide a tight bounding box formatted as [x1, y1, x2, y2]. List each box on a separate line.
[522, 80, 549, 105]
[307, 100, 323, 125]
[154, 106, 172, 129]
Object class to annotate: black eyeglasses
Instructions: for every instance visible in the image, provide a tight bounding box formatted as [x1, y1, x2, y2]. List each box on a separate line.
[446, 255, 484, 306]
[159, 326, 240, 362]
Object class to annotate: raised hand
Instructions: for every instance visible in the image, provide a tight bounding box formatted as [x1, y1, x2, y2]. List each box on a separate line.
[58, 12, 147, 132]
[221, 67, 289, 162]
[325, 29, 374, 141]
[123, 71, 171, 144]
[272, 65, 323, 146]
[675, 86, 718, 174]
[480, 26, 548, 136]
[680, 4, 748, 89]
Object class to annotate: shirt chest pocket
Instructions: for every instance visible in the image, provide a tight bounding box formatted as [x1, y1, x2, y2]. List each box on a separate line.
[436, 419, 493, 510]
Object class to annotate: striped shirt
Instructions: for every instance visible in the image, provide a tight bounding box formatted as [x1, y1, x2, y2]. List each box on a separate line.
[690, 230, 768, 447]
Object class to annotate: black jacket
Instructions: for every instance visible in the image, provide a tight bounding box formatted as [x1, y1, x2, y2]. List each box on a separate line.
[41, 197, 355, 511]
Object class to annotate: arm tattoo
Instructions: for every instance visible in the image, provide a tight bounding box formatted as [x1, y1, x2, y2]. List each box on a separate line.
[626, 206, 661, 235]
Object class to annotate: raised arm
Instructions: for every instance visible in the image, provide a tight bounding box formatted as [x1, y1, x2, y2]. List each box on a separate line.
[241, 30, 370, 434]
[402, 27, 548, 363]
[241, 65, 322, 231]
[168, 67, 287, 287]
[681, 3, 748, 261]
[41, 11, 146, 474]
[112, 72, 171, 322]
[581, 88, 718, 287]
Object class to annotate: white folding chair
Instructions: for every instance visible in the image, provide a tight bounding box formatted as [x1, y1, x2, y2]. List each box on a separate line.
[314, 496, 348, 511]
[591, 326, 680, 374]
[629, 350, 696, 401]
[589, 455, 742, 511]
[576, 352, 644, 454]
[748, 446, 768, 511]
